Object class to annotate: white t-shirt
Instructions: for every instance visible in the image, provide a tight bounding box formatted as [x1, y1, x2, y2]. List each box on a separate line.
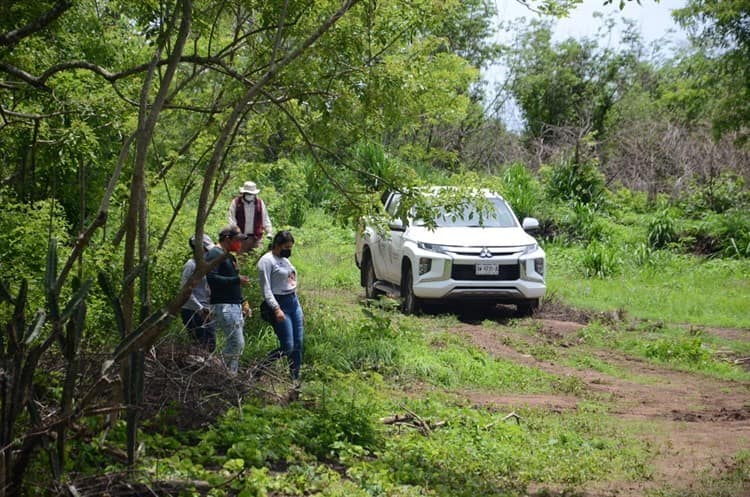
[257, 252, 297, 310]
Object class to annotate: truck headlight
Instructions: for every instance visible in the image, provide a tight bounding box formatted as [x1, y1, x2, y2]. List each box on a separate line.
[522, 243, 538, 255]
[417, 241, 447, 253]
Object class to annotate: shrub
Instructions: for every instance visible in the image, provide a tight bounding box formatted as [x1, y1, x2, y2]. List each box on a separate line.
[581, 241, 621, 278]
[647, 209, 678, 249]
[500, 163, 542, 221]
[240, 158, 311, 228]
[686, 209, 750, 258]
[542, 158, 607, 207]
[0, 193, 71, 305]
[547, 201, 610, 243]
[682, 172, 749, 215]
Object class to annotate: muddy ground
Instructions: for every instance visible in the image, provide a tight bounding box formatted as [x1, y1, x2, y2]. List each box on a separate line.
[443, 301, 750, 496]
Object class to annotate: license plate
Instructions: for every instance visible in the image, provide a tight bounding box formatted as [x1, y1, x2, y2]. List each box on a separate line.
[475, 263, 499, 275]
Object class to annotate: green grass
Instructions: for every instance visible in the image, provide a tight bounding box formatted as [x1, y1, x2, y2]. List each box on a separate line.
[136, 371, 652, 497]
[303, 298, 564, 394]
[121, 209, 750, 497]
[574, 320, 750, 382]
[547, 244, 750, 329]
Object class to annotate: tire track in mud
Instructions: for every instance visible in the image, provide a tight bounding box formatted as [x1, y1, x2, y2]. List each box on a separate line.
[450, 317, 750, 496]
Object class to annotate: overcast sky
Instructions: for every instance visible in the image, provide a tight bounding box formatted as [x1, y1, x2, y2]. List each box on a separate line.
[493, 0, 688, 45]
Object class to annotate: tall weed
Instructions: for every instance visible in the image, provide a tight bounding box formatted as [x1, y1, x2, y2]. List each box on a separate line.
[647, 209, 678, 249]
[542, 158, 607, 207]
[500, 163, 541, 220]
[642, 337, 709, 363]
[581, 241, 621, 278]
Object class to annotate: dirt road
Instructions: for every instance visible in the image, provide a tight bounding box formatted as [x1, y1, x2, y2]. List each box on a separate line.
[449, 303, 750, 496]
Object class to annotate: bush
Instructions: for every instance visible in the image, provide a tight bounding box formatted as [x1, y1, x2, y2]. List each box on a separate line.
[545, 201, 611, 243]
[542, 158, 607, 207]
[647, 209, 678, 249]
[581, 241, 621, 278]
[0, 193, 71, 305]
[682, 173, 749, 215]
[688, 209, 750, 258]
[500, 163, 542, 221]
[238, 158, 311, 228]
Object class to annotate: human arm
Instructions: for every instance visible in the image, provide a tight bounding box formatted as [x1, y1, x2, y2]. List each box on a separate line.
[261, 200, 272, 235]
[228, 196, 238, 226]
[206, 252, 241, 286]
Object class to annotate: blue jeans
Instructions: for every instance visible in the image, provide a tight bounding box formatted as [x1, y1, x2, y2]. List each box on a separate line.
[212, 303, 245, 373]
[271, 293, 304, 380]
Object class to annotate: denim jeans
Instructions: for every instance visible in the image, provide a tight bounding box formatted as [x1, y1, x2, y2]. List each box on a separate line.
[271, 293, 304, 380]
[212, 303, 245, 373]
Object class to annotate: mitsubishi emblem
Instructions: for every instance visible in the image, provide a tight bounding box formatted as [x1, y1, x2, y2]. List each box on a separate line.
[479, 247, 492, 258]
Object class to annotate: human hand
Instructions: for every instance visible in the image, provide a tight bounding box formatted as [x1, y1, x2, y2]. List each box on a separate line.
[239, 275, 250, 285]
[274, 308, 285, 322]
[242, 300, 251, 318]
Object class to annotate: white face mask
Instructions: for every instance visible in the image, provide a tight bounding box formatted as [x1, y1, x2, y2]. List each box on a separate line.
[243, 193, 256, 203]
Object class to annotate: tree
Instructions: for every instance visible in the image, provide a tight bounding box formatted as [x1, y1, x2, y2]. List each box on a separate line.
[1, 0, 365, 491]
[674, 0, 750, 141]
[499, 17, 646, 147]
[1, 0, 542, 492]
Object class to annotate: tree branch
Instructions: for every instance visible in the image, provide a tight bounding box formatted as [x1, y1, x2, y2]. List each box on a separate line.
[0, 0, 72, 47]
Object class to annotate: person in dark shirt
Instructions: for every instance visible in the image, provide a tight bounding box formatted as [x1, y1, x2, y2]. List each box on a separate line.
[206, 226, 250, 373]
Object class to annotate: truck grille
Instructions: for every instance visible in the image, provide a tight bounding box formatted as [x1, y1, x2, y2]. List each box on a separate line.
[451, 264, 520, 281]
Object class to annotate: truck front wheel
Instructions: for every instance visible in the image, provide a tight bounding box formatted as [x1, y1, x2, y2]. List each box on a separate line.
[516, 298, 539, 317]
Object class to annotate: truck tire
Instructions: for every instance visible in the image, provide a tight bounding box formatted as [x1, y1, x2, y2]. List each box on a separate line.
[516, 298, 539, 317]
[401, 265, 421, 315]
[362, 253, 382, 300]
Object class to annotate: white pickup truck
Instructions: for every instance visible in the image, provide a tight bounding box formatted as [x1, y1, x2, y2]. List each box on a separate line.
[355, 188, 546, 315]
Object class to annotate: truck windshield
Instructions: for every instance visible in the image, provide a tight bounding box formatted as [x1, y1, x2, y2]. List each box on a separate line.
[414, 197, 518, 228]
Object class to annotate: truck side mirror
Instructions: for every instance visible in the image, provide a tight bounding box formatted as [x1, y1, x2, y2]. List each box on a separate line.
[389, 218, 405, 231]
[522, 217, 540, 233]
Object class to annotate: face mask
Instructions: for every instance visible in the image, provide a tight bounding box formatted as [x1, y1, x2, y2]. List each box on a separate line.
[280, 248, 292, 258]
[243, 193, 255, 203]
[229, 240, 242, 252]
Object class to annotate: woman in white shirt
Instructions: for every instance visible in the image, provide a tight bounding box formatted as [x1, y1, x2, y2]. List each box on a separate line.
[257, 230, 304, 381]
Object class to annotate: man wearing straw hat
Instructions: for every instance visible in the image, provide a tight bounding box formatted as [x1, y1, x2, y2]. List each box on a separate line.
[228, 180, 273, 251]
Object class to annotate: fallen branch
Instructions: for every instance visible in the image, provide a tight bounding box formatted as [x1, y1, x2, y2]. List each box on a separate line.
[379, 409, 446, 436]
[484, 411, 521, 430]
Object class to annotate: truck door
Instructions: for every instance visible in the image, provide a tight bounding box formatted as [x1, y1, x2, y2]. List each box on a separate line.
[383, 193, 405, 282]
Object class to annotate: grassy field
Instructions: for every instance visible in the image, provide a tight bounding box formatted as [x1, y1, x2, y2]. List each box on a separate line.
[98, 209, 750, 497]
[547, 243, 750, 329]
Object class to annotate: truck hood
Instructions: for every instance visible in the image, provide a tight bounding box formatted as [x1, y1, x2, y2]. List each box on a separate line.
[406, 226, 537, 248]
